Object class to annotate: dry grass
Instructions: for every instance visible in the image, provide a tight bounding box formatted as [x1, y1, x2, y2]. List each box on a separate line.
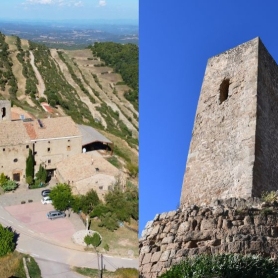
[101, 130, 138, 166]
[21, 39, 29, 50]
[89, 218, 138, 258]
[5, 36, 17, 51]
[100, 72, 122, 83]
[0, 252, 23, 277]
[10, 52, 26, 98]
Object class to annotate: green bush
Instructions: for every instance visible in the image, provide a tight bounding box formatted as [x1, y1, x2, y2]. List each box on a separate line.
[103, 243, 109, 251]
[159, 254, 278, 278]
[84, 232, 101, 248]
[0, 224, 16, 257]
[2, 180, 17, 192]
[0, 173, 8, 186]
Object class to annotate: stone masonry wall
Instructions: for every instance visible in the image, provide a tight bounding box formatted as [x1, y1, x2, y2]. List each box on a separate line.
[139, 198, 278, 278]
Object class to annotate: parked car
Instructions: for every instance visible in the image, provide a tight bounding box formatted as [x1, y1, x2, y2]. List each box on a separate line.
[47, 210, 66, 220]
[41, 196, 52, 205]
[41, 189, 51, 197]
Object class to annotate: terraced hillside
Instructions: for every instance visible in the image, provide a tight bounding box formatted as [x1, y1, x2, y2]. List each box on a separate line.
[0, 33, 138, 180]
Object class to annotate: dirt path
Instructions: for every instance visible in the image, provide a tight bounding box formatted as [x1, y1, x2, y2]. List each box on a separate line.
[29, 51, 46, 100]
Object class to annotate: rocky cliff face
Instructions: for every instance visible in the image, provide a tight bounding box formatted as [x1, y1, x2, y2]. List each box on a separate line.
[139, 197, 278, 278]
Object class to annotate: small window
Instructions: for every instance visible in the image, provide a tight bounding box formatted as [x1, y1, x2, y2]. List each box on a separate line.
[48, 159, 51, 164]
[14, 158, 18, 163]
[47, 148, 50, 152]
[3, 148, 5, 152]
[68, 139, 70, 142]
[48, 141, 50, 144]
[26, 145, 29, 149]
[219, 78, 230, 104]
[34, 151, 37, 155]
[67, 146, 71, 151]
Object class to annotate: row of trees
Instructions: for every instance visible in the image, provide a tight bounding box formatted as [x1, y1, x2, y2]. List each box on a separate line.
[26, 149, 48, 188]
[49, 181, 138, 231]
[90, 42, 138, 110]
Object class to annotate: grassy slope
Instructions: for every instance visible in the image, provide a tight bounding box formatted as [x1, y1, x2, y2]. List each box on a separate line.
[1, 35, 138, 173]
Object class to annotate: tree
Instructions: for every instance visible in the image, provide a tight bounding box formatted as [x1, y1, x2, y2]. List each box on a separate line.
[80, 189, 100, 214]
[35, 164, 47, 183]
[0, 173, 8, 186]
[0, 224, 16, 256]
[25, 149, 34, 182]
[49, 183, 73, 211]
[105, 187, 130, 222]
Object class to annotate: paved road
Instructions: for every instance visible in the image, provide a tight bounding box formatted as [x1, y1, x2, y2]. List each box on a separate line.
[35, 258, 85, 278]
[0, 185, 138, 276]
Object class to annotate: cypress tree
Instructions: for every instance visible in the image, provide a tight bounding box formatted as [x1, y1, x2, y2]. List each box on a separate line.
[25, 149, 34, 180]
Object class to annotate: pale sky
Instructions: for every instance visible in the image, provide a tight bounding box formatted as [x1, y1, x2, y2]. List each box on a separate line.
[0, 0, 138, 23]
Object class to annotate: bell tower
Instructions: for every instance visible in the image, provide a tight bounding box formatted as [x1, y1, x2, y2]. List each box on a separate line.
[181, 37, 278, 206]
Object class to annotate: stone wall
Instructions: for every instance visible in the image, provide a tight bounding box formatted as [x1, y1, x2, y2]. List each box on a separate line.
[139, 198, 278, 278]
[180, 38, 278, 206]
[253, 41, 278, 196]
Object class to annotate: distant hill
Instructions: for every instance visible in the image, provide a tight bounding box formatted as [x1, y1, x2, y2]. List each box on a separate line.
[0, 32, 138, 178]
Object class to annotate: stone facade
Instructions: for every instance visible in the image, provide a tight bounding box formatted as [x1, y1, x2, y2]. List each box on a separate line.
[0, 100, 11, 121]
[33, 136, 82, 172]
[139, 198, 278, 278]
[181, 37, 278, 206]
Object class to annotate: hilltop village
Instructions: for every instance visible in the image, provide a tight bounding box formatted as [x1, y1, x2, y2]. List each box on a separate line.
[0, 100, 121, 199]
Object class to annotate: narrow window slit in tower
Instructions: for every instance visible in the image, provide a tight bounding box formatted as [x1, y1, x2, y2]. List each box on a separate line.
[219, 78, 230, 104]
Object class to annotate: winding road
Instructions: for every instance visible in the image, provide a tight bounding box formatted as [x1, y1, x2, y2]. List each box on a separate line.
[0, 187, 138, 276]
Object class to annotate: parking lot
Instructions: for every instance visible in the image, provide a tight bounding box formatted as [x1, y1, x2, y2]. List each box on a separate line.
[0, 184, 85, 248]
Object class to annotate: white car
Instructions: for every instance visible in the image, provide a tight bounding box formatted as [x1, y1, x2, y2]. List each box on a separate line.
[41, 196, 52, 204]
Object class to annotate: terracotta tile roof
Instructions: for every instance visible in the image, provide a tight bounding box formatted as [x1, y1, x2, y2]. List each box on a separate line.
[56, 151, 119, 182]
[23, 116, 81, 140]
[0, 121, 31, 146]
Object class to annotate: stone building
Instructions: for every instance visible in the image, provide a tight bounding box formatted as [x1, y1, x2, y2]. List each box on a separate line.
[55, 151, 120, 200]
[0, 120, 31, 181]
[0, 100, 115, 192]
[181, 37, 278, 206]
[23, 117, 82, 173]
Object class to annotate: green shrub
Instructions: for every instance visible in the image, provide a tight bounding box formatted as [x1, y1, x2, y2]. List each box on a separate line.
[84, 232, 101, 248]
[103, 243, 109, 251]
[2, 180, 17, 192]
[159, 254, 278, 278]
[0, 224, 16, 257]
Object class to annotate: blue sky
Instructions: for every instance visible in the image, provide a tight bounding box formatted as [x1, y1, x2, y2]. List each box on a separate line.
[139, 1, 278, 235]
[0, 0, 138, 22]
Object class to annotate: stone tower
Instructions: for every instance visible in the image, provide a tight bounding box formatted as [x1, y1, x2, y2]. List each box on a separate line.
[180, 37, 278, 206]
[0, 100, 11, 121]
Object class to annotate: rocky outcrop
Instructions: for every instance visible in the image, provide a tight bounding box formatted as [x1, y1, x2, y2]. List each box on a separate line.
[139, 197, 278, 278]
